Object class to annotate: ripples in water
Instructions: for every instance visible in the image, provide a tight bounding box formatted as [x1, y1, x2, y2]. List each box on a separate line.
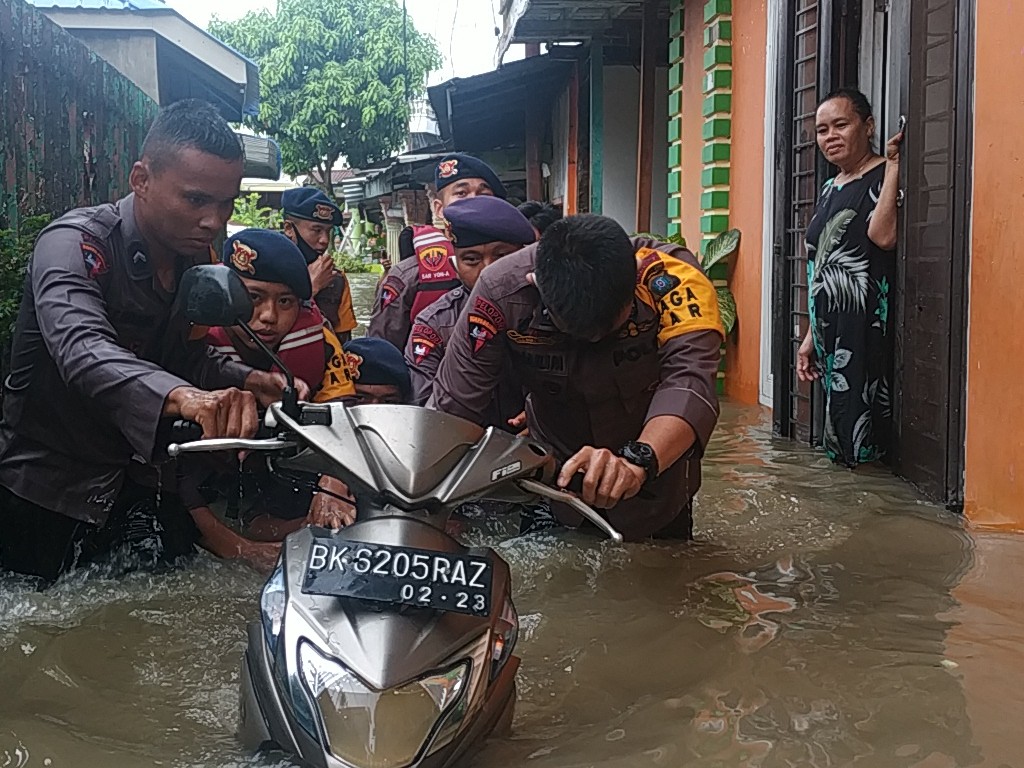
[0, 403, 1011, 768]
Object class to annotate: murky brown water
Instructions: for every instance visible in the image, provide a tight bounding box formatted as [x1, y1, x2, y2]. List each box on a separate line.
[3, 274, 1024, 768]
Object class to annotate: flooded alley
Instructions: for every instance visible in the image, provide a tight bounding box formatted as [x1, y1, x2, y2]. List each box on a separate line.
[3, 373, 1023, 767]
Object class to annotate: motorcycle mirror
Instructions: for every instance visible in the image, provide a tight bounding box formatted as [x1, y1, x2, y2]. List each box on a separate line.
[181, 265, 253, 327]
[180, 265, 301, 418]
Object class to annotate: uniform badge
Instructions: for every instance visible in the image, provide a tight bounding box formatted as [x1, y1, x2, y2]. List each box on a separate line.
[468, 314, 498, 355]
[649, 272, 681, 299]
[472, 297, 506, 332]
[419, 245, 448, 270]
[231, 240, 258, 275]
[313, 203, 335, 221]
[437, 159, 459, 179]
[410, 324, 444, 364]
[380, 282, 400, 309]
[80, 241, 109, 279]
[345, 351, 364, 380]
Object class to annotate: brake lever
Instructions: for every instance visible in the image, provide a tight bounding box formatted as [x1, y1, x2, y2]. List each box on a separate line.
[168, 438, 295, 457]
[516, 478, 624, 543]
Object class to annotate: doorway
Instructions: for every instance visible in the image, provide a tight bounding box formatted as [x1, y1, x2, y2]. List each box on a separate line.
[769, 0, 972, 507]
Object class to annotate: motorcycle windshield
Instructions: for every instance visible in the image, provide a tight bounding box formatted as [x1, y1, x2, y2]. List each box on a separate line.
[299, 641, 468, 768]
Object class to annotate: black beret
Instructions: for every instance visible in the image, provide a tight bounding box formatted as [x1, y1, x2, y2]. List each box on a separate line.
[343, 337, 411, 401]
[281, 187, 343, 226]
[434, 153, 507, 199]
[442, 196, 536, 249]
[222, 229, 312, 301]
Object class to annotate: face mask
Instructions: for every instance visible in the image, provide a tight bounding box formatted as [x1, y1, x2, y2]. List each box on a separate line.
[290, 226, 323, 264]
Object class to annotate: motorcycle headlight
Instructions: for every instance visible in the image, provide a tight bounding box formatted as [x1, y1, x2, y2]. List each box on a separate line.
[490, 598, 519, 680]
[296, 641, 469, 768]
[259, 565, 286, 657]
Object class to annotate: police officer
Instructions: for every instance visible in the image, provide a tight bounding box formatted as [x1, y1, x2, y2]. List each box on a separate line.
[369, 153, 507, 350]
[405, 195, 535, 408]
[208, 229, 356, 403]
[428, 215, 724, 541]
[344, 337, 413, 405]
[281, 187, 358, 342]
[0, 100, 300, 582]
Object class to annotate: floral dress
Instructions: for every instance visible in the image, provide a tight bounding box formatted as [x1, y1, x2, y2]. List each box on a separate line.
[805, 162, 894, 467]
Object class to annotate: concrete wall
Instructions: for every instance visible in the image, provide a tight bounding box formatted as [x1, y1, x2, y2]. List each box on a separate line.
[602, 65, 669, 236]
[963, 2, 1024, 528]
[63, 29, 160, 103]
[723, 2, 768, 404]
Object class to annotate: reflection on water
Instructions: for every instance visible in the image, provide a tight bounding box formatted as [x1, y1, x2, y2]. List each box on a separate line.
[0, 272, 1018, 768]
[3, 401, 1013, 768]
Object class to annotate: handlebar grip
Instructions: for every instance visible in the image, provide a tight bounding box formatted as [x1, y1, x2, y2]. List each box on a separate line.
[170, 419, 204, 444]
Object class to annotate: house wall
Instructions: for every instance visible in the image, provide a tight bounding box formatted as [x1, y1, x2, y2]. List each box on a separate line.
[0, 0, 157, 230]
[602, 65, 669, 236]
[721, 1, 767, 405]
[674, 0, 767, 404]
[69, 29, 160, 103]
[963, 2, 1024, 528]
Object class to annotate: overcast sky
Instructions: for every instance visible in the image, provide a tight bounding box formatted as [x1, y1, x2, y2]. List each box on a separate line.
[165, 0, 520, 82]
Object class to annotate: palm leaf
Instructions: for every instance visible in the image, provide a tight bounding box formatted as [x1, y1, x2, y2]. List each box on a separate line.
[811, 243, 870, 313]
[717, 286, 737, 335]
[817, 209, 857, 260]
[702, 228, 741, 272]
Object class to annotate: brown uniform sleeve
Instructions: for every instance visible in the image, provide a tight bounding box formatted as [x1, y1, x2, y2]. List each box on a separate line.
[635, 238, 725, 451]
[404, 319, 446, 407]
[647, 330, 722, 451]
[176, 336, 251, 392]
[30, 229, 192, 463]
[426, 275, 508, 423]
[367, 262, 414, 349]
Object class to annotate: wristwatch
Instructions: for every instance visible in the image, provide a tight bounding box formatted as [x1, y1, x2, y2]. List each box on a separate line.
[616, 441, 660, 484]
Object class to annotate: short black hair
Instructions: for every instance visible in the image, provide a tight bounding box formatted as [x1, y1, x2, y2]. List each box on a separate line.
[518, 200, 564, 235]
[141, 99, 244, 172]
[535, 214, 635, 338]
[820, 87, 873, 123]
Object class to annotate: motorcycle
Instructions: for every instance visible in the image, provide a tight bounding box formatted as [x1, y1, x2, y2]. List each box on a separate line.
[170, 265, 622, 768]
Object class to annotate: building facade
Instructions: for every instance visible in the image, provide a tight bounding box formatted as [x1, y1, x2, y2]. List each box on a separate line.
[497, 0, 1023, 528]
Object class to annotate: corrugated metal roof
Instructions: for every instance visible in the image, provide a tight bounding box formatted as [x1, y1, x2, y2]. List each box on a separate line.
[24, 0, 169, 10]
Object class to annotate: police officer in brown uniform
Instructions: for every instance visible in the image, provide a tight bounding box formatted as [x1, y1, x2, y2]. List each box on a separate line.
[0, 100, 301, 582]
[368, 153, 507, 350]
[281, 188, 358, 342]
[405, 195, 535, 406]
[428, 215, 724, 541]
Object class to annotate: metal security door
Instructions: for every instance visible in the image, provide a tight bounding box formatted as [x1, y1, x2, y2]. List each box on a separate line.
[772, 0, 862, 443]
[772, 0, 822, 444]
[890, 0, 972, 505]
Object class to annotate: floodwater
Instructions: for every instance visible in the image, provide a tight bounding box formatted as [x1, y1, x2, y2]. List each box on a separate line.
[3, 273, 1024, 768]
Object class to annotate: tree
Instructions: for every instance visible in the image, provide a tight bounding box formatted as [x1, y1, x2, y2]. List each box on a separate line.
[210, 0, 440, 190]
[231, 193, 283, 228]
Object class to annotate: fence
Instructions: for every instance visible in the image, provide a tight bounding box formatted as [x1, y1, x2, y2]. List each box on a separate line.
[0, 0, 158, 232]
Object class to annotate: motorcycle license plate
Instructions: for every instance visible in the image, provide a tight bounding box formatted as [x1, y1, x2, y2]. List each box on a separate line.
[301, 538, 493, 617]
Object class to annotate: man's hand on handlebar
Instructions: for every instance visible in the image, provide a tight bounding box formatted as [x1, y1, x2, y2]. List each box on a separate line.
[557, 446, 645, 510]
[307, 476, 356, 529]
[244, 370, 312, 409]
[165, 386, 259, 439]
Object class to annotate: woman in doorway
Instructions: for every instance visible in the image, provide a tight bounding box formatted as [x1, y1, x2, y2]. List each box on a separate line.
[796, 88, 903, 467]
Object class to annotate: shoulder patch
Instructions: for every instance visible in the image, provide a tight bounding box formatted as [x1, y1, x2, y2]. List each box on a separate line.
[380, 276, 403, 309]
[472, 296, 506, 332]
[635, 247, 664, 285]
[80, 238, 109, 279]
[410, 322, 444, 365]
[649, 272, 681, 299]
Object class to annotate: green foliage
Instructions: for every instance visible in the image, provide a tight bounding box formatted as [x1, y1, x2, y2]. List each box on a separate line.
[0, 215, 51, 350]
[332, 251, 376, 274]
[210, 0, 441, 182]
[701, 227, 740, 273]
[638, 231, 687, 249]
[231, 193, 282, 228]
